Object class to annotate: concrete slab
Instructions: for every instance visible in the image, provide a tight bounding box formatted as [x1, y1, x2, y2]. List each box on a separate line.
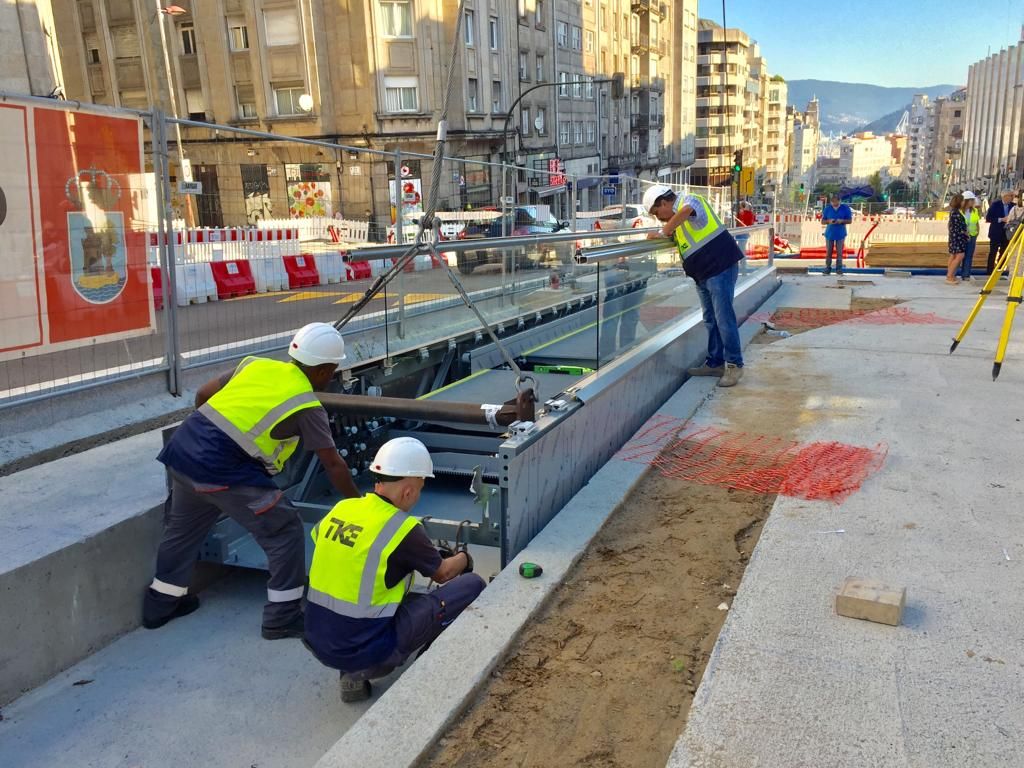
[667, 275, 1024, 768]
[0, 570, 393, 768]
[0, 431, 169, 705]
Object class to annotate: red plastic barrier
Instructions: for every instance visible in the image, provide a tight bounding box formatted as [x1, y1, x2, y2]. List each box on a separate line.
[346, 261, 372, 280]
[209, 260, 257, 298]
[797, 247, 856, 260]
[283, 254, 320, 288]
[150, 266, 164, 310]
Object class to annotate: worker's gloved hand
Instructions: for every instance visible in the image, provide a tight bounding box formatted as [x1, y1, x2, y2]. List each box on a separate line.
[460, 548, 474, 574]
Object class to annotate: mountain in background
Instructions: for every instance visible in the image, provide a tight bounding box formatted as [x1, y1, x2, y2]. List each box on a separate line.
[859, 108, 907, 134]
[786, 80, 959, 135]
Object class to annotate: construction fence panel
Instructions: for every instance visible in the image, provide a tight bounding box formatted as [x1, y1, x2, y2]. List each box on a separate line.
[0, 97, 168, 411]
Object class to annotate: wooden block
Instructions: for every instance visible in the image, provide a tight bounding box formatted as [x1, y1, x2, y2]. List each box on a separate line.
[835, 577, 906, 626]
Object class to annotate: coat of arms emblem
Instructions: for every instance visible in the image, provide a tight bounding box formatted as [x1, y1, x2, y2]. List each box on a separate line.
[65, 167, 127, 303]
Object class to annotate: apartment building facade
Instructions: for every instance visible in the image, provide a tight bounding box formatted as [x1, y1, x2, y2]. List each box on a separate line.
[664, 1, 698, 186]
[925, 88, 966, 199]
[901, 94, 934, 193]
[838, 132, 894, 183]
[763, 76, 787, 186]
[1, 0, 63, 97]
[786, 98, 820, 190]
[960, 38, 1024, 197]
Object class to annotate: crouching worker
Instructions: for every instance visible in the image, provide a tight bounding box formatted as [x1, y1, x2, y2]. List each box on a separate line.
[303, 437, 486, 702]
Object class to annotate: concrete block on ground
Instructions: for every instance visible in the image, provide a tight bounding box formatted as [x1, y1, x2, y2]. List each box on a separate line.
[835, 577, 906, 627]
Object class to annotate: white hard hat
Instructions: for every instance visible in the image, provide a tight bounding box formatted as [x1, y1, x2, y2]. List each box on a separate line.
[288, 322, 346, 366]
[370, 437, 435, 478]
[642, 184, 674, 214]
[962, 190, 977, 201]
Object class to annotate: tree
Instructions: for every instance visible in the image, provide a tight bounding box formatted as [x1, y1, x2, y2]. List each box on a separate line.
[813, 182, 840, 199]
[867, 172, 883, 202]
[886, 179, 910, 203]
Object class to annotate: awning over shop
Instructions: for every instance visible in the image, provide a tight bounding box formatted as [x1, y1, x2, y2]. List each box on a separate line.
[533, 184, 568, 198]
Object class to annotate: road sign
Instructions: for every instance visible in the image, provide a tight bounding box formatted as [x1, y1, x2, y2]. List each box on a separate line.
[608, 174, 620, 185]
[500, 196, 515, 205]
[602, 185, 616, 196]
[178, 180, 203, 195]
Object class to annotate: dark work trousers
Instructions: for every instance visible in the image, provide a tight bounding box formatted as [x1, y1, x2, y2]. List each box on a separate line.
[343, 573, 487, 682]
[987, 231, 1009, 274]
[143, 470, 306, 630]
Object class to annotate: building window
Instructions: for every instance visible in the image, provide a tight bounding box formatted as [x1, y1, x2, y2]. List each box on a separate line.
[180, 24, 196, 55]
[519, 52, 529, 80]
[264, 8, 300, 46]
[380, 1, 413, 38]
[228, 22, 249, 51]
[489, 17, 499, 49]
[384, 76, 419, 112]
[464, 10, 475, 45]
[184, 88, 206, 120]
[274, 84, 306, 115]
[535, 0, 544, 26]
[574, 121, 583, 144]
[586, 122, 595, 144]
[521, 107, 531, 136]
[585, 75, 594, 99]
[537, 107, 547, 135]
[491, 80, 503, 112]
[536, 54, 545, 81]
[585, 29, 594, 53]
[467, 78, 479, 112]
[236, 85, 257, 118]
[559, 71, 569, 97]
[559, 121, 570, 144]
[89, 48, 101, 64]
[571, 26, 581, 51]
[557, 21, 568, 47]
[572, 74, 582, 99]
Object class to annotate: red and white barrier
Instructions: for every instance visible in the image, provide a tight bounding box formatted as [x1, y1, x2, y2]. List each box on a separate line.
[283, 254, 321, 288]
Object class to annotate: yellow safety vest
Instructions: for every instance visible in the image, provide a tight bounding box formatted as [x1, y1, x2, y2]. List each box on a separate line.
[672, 195, 727, 260]
[198, 356, 320, 475]
[307, 494, 421, 619]
[962, 208, 980, 237]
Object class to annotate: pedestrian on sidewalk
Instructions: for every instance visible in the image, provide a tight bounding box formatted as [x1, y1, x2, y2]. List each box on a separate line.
[142, 322, 362, 639]
[959, 191, 981, 282]
[643, 184, 745, 387]
[303, 438, 485, 702]
[946, 193, 967, 285]
[821, 193, 852, 276]
[986, 190, 1017, 273]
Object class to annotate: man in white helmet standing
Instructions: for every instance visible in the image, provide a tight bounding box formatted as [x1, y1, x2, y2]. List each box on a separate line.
[642, 184, 745, 387]
[143, 322, 361, 638]
[303, 437, 486, 702]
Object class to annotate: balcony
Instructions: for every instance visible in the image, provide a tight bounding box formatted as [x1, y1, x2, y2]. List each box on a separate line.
[631, 114, 648, 132]
[631, 33, 649, 54]
[631, 0, 659, 15]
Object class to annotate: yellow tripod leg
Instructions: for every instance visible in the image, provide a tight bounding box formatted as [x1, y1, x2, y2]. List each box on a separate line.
[951, 228, 1022, 354]
[992, 243, 1024, 379]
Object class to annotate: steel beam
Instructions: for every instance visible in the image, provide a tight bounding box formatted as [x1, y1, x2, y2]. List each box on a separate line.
[317, 391, 536, 426]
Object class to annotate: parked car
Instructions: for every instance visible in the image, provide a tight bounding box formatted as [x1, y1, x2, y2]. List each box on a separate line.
[592, 204, 655, 230]
[455, 206, 572, 275]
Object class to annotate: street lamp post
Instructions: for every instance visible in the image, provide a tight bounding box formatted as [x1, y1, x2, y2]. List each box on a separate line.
[500, 75, 623, 235]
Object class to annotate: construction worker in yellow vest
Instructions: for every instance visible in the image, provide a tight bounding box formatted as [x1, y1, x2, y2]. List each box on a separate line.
[958, 190, 981, 282]
[303, 437, 486, 702]
[643, 184, 746, 387]
[143, 322, 361, 638]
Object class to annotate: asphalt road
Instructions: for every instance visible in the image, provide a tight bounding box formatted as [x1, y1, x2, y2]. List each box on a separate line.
[0, 267, 558, 395]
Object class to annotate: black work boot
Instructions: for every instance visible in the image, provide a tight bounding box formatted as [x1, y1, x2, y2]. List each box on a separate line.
[261, 613, 305, 640]
[142, 594, 200, 630]
[340, 674, 372, 703]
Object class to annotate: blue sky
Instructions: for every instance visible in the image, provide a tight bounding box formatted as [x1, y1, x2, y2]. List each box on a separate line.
[699, 0, 1024, 87]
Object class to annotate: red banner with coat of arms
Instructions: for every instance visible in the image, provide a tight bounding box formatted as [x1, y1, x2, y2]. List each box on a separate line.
[34, 108, 151, 344]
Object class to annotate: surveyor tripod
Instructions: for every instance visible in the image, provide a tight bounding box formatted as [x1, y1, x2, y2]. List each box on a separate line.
[949, 225, 1024, 379]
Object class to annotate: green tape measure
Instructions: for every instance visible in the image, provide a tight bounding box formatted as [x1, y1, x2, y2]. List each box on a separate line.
[519, 562, 543, 578]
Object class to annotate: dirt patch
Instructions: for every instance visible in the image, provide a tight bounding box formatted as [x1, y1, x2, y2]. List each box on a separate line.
[422, 478, 774, 768]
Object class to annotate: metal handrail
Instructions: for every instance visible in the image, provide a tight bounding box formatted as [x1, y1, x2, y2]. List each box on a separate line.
[348, 226, 653, 262]
[575, 224, 771, 264]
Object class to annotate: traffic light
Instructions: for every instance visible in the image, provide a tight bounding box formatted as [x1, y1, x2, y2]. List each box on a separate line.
[732, 150, 743, 174]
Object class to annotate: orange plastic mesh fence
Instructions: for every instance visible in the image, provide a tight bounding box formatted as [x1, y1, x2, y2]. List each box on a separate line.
[617, 416, 887, 504]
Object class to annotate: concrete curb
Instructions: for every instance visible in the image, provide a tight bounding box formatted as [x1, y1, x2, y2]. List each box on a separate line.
[316, 294, 778, 768]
